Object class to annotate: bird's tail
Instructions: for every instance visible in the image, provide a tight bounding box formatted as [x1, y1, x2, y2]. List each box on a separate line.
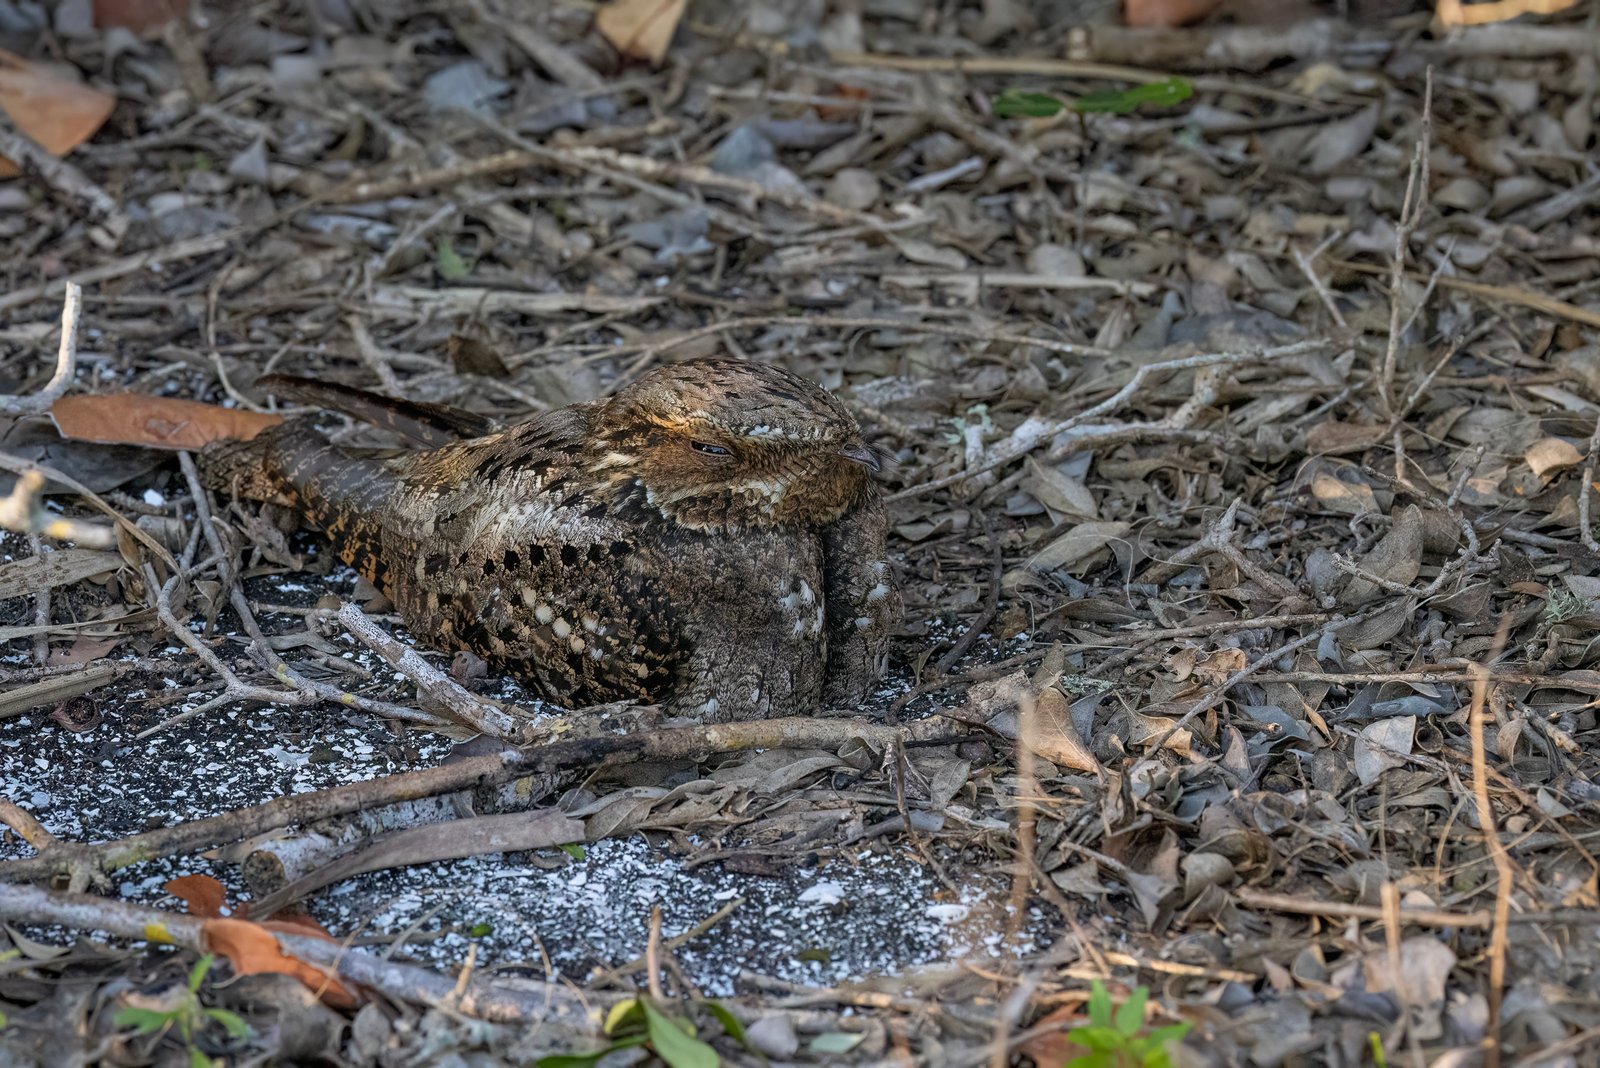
[254, 374, 495, 446]
[198, 419, 405, 593]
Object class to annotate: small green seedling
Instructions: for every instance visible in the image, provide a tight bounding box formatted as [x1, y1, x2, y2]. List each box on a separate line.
[995, 78, 1194, 118]
[112, 955, 250, 1067]
[537, 996, 744, 1068]
[436, 239, 472, 280]
[1064, 981, 1191, 1068]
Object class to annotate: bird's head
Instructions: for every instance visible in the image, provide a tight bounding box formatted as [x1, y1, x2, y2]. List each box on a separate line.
[589, 358, 882, 531]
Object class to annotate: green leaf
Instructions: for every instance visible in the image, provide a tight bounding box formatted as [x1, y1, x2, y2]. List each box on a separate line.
[1065, 1025, 1125, 1053]
[113, 1007, 177, 1036]
[1369, 1032, 1389, 1068]
[1073, 77, 1194, 115]
[808, 1032, 866, 1054]
[1142, 1023, 1191, 1045]
[795, 947, 831, 964]
[1066, 1055, 1113, 1068]
[560, 843, 586, 860]
[187, 954, 214, 993]
[536, 1035, 649, 1068]
[436, 240, 471, 280]
[190, 1049, 221, 1068]
[994, 90, 1066, 118]
[206, 1007, 251, 1040]
[469, 923, 494, 938]
[604, 998, 644, 1035]
[703, 1001, 747, 1044]
[1087, 981, 1113, 1028]
[642, 1000, 719, 1068]
[0, 1008, 9, 1029]
[1114, 986, 1148, 1037]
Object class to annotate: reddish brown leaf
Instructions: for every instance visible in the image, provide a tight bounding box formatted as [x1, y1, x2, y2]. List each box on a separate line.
[52, 394, 283, 450]
[0, 50, 116, 177]
[93, 0, 191, 33]
[165, 873, 229, 919]
[201, 918, 360, 1008]
[1124, 0, 1221, 26]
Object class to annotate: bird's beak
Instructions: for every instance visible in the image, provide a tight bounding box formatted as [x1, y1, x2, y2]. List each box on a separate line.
[838, 443, 880, 472]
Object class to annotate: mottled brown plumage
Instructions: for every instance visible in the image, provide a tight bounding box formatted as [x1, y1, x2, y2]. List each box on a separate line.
[200, 358, 899, 720]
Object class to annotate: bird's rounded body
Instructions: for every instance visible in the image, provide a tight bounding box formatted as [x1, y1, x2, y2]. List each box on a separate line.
[203, 358, 898, 720]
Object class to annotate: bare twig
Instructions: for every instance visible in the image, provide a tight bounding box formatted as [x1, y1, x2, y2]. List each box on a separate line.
[0, 117, 127, 249]
[0, 281, 82, 415]
[0, 883, 606, 1027]
[1579, 408, 1600, 555]
[335, 602, 523, 739]
[1379, 68, 1433, 415]
[0, 717, 966, 884]
[892, 338, 1331, 503]
[1468, 629, 1515, 1068]
[0, 470, 118, 549]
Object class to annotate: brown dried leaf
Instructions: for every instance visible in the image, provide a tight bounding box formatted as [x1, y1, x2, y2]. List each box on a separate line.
[1340, 505, 1423, 607]
[1193, 648, 1247, 687]
[1123, 0, 1221, 28]
[1028, 687, 1100, 773]
[202, 917, 360, 1008]
[1525, 436, 1582, 481]
[92, 0, 191, 33]
[1305, 420, 1387, 456]
[52, 394, 283, 450]
[0, 50, 116, 177]
[166, 873, 229, 919]
[0, 548, 119, 599]
[1025, 520, 1131, 574]
[46, 634, 121, 668]
[1311, 472, 1378, 516]
[595, 0, 686, 64]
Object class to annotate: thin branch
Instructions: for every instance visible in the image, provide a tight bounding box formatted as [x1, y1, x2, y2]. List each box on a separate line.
[0, 281, 82, 415]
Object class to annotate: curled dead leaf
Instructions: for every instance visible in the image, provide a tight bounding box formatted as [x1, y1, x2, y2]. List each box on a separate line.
[1525, 436, 1582, 482]
[1026, 687, 1100, 774]
[1193, 647, 1247, 687]
[1311, 471, 1378, 516]
[202, 917, 360, 1009]
[595, 0, 686, 64]
[0, 50, 116, 177]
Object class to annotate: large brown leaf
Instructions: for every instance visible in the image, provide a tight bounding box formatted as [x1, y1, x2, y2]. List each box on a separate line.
[52, 394, 283, 450]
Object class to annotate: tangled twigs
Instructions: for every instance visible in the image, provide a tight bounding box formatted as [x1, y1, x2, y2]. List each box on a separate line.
[142, 454, 530, 741]
[1140, 498, 1304, 602]
[140, 561, 494, 739]
[0, 883, 605, 1027]
[0, 284, 123, 549]
[0, 716, 965, 886]
[891, 337, 1333, 503]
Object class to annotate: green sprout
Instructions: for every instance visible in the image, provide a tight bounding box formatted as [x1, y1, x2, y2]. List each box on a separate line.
[995, 78, 1194, 118]
[112, 955, 250, 1067]
[1064, 981, 1191, 1068]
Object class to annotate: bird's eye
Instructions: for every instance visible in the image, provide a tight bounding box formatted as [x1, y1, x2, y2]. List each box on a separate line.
[691, 441, 730, 456]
